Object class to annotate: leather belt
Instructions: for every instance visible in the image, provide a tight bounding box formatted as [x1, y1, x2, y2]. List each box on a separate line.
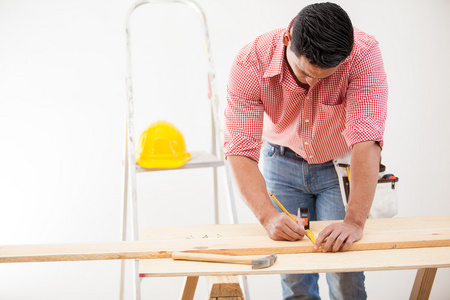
[279, 145, 302, 158]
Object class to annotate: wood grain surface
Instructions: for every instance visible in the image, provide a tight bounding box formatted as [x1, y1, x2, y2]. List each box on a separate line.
[1, 216, 449, 263]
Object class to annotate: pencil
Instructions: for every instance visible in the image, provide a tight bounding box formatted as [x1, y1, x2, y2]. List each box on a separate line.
[268, 193, 297, 224]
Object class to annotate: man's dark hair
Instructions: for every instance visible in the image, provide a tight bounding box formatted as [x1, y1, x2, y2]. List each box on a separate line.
[290, 2, 354, 69]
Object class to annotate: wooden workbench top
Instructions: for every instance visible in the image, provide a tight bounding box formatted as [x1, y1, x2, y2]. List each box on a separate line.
[138, 215, 450, 276]
[1, 216, 449, 264]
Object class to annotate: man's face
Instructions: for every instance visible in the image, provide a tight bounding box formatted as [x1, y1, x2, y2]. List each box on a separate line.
[283, 31, 339, 87]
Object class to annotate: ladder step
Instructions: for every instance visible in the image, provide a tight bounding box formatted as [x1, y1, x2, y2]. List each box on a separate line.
[136, 151, 223, 172]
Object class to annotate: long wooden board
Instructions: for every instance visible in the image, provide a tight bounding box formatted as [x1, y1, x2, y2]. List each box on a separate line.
[141, 215, 450, 239]
[139, 246, 450, 277]
[1, 216, 449, 263]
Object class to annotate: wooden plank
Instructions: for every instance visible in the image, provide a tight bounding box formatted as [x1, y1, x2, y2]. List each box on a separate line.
[179, 276, 199, 300]
[361, 215, 450, 232]
[139, 247, 450, 277]
[207, 275, 243, 298]
[2, 228, 449, 263]
[141, 215, 450, 240]
[142, 223, 267, 240]
[409, 268, 437, 300]
[1, 216, 450, 263]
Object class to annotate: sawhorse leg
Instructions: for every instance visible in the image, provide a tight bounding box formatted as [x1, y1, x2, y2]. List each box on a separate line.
[410, 268, 437, 300]
[180, 276, 199, 300]
[180, 275, 244, 300]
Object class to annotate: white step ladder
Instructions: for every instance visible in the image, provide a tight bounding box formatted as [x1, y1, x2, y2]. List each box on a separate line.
[120, 0, 247, 299]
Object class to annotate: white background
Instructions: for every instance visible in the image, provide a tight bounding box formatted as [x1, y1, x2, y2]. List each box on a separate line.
[1, 0, 449, 299]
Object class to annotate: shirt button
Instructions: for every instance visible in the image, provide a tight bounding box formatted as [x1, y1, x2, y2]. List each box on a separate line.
[304, 141, 309, 145]
[305, 119, 310, 123]
[309, 155, 313, 158]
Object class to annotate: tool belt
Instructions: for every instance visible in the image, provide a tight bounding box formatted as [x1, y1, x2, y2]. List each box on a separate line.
[333, 152, 399, 219]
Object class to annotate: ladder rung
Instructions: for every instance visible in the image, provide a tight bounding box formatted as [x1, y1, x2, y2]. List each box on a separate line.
[136, 151, 223, 172]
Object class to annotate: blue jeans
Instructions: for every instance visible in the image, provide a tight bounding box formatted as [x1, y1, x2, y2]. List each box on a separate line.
[262, 142, 367, 300]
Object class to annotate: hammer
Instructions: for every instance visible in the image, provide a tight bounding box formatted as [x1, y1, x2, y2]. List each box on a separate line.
[172, 252, 277, 269]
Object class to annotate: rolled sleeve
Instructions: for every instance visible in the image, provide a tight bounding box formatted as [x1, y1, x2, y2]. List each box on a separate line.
[224, 46, 265, 162]
[344, 38, 388, 149]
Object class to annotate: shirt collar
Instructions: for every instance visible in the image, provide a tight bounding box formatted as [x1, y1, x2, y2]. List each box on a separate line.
[263, 18, 295, 79]
[263, 36, 285, 79]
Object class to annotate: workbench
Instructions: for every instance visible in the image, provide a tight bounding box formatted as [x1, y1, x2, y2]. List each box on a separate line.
[1, 216, 449, 299]
[138, 216, 450, 299]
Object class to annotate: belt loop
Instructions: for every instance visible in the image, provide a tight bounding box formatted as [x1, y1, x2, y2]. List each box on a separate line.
[280, 146, 285, 156]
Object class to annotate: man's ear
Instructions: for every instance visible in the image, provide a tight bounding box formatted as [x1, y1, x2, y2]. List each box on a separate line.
[282, 31, 291, 46]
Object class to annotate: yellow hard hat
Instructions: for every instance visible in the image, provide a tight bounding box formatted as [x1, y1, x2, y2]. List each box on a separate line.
[135, 121, 191, 169]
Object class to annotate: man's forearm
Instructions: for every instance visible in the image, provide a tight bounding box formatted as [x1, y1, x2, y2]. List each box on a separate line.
[345, 141, 381, 228]
[227, 155, 278, 225]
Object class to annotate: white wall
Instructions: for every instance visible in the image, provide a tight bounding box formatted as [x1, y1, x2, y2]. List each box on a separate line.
[0, 0, 449, 299]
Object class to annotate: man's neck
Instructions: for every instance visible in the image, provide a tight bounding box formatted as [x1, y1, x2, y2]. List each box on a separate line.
[284, 47, 310, 90]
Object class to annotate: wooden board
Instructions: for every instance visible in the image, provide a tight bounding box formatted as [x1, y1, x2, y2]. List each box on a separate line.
[142, 215, 450, 239]
[139, 247, 450, 277]
[1, 216, 450, 263]
[138, 215, 450, 277]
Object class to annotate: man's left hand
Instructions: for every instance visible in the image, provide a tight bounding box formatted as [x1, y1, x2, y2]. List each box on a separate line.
[314, 221, 363, 252]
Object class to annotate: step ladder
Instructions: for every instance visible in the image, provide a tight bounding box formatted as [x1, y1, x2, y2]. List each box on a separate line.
[120, 0, 247, 299]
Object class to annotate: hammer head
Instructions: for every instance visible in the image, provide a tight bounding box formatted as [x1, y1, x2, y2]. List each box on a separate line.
[251, 254, 278, 269]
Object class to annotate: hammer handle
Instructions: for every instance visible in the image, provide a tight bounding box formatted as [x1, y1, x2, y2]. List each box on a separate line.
[172, 251, 253, 264]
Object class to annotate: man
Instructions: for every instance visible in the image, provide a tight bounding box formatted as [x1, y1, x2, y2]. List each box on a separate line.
[224, 2, 387, 299]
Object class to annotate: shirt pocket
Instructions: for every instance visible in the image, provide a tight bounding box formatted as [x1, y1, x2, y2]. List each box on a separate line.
[319, 93, 345, 106]
[317, 102, 346, 127]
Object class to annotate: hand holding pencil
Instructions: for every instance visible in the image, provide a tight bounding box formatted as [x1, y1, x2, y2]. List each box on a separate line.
[269, 193, 317, 245]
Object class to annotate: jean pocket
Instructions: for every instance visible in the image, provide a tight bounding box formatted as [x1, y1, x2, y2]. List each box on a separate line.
[262, 142, 278, 159]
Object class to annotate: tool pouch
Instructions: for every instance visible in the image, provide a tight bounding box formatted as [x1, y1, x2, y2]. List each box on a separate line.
[333, 152, 399, 218]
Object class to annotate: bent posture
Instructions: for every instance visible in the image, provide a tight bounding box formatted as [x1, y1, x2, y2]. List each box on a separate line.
[224, 3, 387, 299]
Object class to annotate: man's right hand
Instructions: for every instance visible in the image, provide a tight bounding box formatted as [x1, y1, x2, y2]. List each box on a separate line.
[227, 155, 307, 242]
[262, 212, 307, 241]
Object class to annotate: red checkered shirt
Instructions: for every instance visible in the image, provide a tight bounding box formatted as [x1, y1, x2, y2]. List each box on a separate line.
[224, 25, 388, 164]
